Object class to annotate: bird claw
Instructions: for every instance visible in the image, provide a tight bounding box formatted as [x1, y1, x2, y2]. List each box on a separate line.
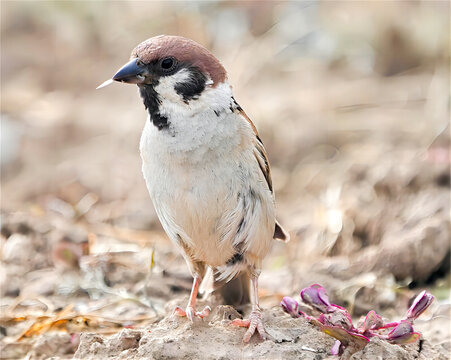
[231, 310, 267, 342]
[174, 305, 211, 321]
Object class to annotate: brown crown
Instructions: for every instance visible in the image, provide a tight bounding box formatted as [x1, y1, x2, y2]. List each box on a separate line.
[131, 35, 227, 86]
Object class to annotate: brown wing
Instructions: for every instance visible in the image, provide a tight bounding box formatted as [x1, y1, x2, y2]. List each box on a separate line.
[235, 106, 290, 242]
[237, 107, 273, 193]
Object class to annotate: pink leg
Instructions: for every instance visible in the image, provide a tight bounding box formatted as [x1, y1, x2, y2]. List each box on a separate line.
[231, 274, 267, 342]
[174, 276, 211, 321]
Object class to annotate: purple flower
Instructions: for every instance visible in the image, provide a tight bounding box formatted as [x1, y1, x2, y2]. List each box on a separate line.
[319, 324, 369, 350]
[319, 307, 354, 331]
[281, 296, 300, 318]
[330, 340, 342, 356]
[281, 284, 429, 355]
[406, 290, 434, 321]
[387, 320, 421, 344]
[300, 284, 332, 313]
[361, 310, 384, 332]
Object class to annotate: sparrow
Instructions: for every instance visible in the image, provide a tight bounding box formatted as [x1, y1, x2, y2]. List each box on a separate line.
[98, 35, 289, 342]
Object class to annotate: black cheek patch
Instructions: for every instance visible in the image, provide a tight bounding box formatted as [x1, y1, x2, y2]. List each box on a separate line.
[174, 66, 208, 103]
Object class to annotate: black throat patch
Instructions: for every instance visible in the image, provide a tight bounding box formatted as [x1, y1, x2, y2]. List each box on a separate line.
[138, 82, 169, 130]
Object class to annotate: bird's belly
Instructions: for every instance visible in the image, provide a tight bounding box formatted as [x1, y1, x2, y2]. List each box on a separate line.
[140, 118, 275, 268]
[142, 159, 240, 265]
[142, 160, 274, 267]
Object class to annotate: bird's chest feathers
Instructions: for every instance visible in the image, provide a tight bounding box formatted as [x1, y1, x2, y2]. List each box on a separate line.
[141, 80, 244, 165]
[140, 107, 249, 196]
[139, 82, 273, 266]
[140, 104, 257, 264]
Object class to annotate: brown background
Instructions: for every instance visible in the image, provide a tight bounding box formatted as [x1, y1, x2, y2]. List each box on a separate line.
[1, 1, 450, 358]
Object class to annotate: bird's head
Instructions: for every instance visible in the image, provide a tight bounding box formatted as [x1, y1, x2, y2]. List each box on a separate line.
[113, 35, 226, 90]
[98, 35, 229, 129]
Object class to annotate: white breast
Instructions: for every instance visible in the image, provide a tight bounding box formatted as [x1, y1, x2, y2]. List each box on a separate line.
[139, 82, 275, 269]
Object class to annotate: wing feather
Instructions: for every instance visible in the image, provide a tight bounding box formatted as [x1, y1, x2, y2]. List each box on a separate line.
[235, 106, 290, 242]
[237, 108, 273, 193]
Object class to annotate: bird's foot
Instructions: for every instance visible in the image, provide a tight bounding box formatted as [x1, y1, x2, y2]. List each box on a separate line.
[231, 309, 267, 342]
[174, 305, 211, 321]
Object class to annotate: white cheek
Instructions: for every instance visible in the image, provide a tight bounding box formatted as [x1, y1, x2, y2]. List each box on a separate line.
[153, 68, 191, 103]
[153, 69, 232, 116]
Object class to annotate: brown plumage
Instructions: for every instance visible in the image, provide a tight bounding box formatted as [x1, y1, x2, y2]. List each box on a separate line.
[131, 35, 227, 86]
[236, 106, 289, 242]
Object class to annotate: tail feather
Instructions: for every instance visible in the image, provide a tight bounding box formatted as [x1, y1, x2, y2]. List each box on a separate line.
[219, 272, 250, 306]
[274, 220, 290, 242]
[199, 268, 250, 306]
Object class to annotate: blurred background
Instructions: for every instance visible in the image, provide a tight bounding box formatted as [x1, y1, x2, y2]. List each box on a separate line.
[1, 1, 450, 358]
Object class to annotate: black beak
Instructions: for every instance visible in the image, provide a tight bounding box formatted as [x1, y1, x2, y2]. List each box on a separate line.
[113, 58, 148, 85]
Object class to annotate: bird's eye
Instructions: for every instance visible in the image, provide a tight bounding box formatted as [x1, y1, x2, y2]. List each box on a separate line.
[160, 57, 177, 72]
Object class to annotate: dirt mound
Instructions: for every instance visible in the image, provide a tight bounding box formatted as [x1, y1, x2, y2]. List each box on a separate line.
[74, 307, 449, 360]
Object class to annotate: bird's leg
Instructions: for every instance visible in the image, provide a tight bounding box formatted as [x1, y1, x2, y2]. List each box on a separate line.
[231, 271, 267, 342]
[174, 275, 211, 321]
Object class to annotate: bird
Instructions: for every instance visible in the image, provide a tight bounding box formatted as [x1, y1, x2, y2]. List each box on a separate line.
[98, 35, 289, 342]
